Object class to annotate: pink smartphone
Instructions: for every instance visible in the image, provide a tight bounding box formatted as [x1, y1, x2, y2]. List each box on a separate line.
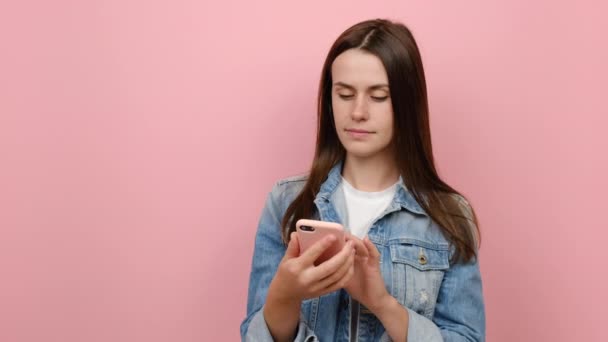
[296, 219, 346, 265]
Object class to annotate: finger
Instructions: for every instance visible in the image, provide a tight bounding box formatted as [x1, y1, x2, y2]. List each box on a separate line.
[311, 248, 355, 292]
[299, 234, 337, 265]
[309, 240, 354, 279]
[364, 237, 380, 260]
[347, 236, 369, 258]
[284, 232, 300, 259]
[317, 262, 355, 295]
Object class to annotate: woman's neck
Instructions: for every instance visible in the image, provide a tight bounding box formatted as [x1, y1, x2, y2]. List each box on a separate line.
[341, 153, 400, 192]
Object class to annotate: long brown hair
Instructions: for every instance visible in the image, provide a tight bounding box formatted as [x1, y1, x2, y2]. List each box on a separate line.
[280, 19, 480, 263]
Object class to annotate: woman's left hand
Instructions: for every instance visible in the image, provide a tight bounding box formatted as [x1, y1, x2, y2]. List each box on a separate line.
[344, 236, 391, 313]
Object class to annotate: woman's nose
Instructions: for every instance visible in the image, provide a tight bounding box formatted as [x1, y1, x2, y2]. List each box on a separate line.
[350, 97, 369, 120]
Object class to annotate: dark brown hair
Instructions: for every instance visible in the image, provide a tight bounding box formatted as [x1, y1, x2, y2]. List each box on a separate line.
[280, 18, 480, 263]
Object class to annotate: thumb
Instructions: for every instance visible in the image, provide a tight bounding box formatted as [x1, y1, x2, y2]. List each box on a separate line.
[364, 236, 380, 260]
[284, 232, 300, 258]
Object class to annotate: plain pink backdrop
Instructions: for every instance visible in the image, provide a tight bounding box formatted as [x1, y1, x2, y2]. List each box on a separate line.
[1, 1, 606, 341]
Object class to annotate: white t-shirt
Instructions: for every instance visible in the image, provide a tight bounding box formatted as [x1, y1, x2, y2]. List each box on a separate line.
[338, 176, 399, 238]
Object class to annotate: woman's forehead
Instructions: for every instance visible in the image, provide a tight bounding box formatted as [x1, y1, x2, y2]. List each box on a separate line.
[331, 49, 388, 87]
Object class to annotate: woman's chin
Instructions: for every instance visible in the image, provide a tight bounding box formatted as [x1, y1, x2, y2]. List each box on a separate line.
[344, 148, 381, 159]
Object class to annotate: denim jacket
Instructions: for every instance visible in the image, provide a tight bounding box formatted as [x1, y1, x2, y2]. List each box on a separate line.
[241, 162, 485, 341]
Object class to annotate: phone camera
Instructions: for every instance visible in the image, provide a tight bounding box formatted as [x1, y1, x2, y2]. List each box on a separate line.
[300, 225, 315, 232]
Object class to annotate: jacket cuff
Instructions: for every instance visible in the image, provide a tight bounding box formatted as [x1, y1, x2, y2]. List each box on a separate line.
[405, 308, 442, 342]
[244, 307, 318, 342]
[378, 308, 442, 342]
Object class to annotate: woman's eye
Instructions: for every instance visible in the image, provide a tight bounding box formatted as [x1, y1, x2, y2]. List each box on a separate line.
[371, 96, 389, 102]
[338, 94, 354, 100]
[338, 94, 388, 101]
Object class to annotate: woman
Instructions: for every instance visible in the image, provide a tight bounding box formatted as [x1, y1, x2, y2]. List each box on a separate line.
[241, 18, 485, 341]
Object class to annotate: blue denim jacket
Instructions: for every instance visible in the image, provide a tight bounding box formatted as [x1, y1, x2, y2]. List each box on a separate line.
[241, 162, 485, 341]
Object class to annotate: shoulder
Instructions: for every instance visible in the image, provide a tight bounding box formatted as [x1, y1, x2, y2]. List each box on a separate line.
[449, 193, 474, 219]
[276, 173, 309, 187]
[448, 193, 480, 251]
[266, 173, 309, 214]
[271, 173, 308, 199]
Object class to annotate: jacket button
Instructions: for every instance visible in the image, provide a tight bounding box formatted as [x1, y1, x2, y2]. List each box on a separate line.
[418, 254, 428, 265]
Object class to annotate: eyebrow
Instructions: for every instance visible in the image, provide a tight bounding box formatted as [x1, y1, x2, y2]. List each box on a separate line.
[333, 82, 389, 91]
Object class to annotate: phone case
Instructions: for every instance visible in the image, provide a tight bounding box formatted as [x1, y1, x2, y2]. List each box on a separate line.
[296, 219, 346, 265]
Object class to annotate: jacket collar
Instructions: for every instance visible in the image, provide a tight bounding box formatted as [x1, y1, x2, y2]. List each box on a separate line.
[315, 160, 428, 216]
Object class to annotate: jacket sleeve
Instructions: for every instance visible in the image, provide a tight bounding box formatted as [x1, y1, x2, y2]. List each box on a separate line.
[240, 182, 319, 341]
[432, 252, 486, 341]
[381, 197, 486, 342]
[378, 253, 485, 342]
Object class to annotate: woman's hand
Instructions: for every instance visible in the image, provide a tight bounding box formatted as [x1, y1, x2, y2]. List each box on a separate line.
[267, 232, 357, 304]
[264, 232, 357, 341]
[344, 236, 392, 313]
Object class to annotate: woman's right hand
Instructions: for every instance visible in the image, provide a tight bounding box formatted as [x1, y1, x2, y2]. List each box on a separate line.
[263, 232, 360, 341]
[267, 231, 356, 304]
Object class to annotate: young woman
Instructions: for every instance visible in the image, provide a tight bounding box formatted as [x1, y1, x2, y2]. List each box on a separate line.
[240, 18, 485, 342]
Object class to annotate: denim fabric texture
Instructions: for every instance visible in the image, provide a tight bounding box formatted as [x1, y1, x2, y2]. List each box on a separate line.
[241, 162, 485, 341]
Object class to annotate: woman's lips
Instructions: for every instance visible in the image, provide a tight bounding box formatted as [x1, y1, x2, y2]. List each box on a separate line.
[345, 129, 373, 139]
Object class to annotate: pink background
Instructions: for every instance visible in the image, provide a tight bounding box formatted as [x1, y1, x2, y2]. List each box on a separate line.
[1, 1, 606, 341]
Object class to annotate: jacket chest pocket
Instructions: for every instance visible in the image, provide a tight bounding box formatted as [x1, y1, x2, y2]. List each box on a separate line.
[389, 241, 450, 319]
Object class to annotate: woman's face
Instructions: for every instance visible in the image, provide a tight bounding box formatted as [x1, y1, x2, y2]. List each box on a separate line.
[331, 49, 394, 160]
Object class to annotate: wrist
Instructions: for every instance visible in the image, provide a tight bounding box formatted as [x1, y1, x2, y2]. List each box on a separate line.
[264, 281, 301, 342]
[370, 294, 409, 341]
[370, 294, 400, 319]
[267, 278, 301, 308]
